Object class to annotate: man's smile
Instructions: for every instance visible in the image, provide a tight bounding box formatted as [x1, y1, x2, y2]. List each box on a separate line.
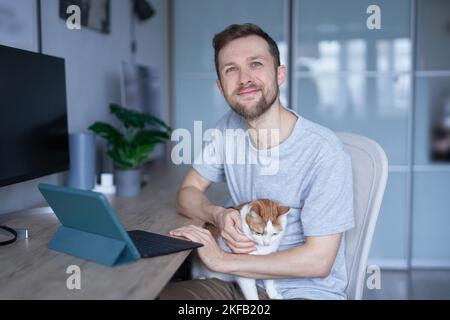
[238, 89, 259, 96]
[237, 88, 261, 97]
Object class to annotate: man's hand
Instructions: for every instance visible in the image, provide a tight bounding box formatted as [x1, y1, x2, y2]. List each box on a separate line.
[169, 225, 228, 272]
[214, 207, 256, 254]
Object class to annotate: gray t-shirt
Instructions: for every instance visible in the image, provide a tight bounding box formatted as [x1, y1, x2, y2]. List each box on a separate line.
[192, 108, 355, 300]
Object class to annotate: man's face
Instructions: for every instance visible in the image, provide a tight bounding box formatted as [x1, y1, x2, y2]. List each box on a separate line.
[216, 35, 286, 121]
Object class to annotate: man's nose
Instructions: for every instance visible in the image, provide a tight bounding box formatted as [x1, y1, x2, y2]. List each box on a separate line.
[238, 68, 253, 86]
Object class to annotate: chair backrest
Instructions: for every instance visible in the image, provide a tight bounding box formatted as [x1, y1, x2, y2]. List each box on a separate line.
[336, 132, 388, 300]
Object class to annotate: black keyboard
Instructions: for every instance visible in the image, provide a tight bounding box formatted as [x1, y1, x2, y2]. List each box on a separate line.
[128, 230, 203, 258]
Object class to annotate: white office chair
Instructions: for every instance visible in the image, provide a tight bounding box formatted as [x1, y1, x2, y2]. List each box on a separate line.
[336, 132, 388, 300]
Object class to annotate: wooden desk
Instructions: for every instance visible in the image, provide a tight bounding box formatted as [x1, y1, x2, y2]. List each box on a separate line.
[0, 162, 229, 299]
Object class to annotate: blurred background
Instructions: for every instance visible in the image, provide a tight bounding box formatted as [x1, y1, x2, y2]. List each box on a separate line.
[0, 0, 449, 299]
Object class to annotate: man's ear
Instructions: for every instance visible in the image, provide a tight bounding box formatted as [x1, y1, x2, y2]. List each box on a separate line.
[277, 65, 287, 87]
[216, 79, 224, 96]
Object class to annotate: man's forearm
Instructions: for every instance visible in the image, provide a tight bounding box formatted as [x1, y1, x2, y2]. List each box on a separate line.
[176, 186, 222, 225]
[219, 240, 336, 279]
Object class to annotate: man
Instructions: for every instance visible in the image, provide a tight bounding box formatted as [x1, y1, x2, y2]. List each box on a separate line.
[160, 23, 354, 300]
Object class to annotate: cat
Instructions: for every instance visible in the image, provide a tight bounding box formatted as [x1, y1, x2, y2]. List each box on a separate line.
[191, 199, 290, 300]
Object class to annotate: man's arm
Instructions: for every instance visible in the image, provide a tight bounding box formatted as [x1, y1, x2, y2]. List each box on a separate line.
[221, 234, 342, 279]
[176, 168, 220, 224]
[171, 224, 342, 279]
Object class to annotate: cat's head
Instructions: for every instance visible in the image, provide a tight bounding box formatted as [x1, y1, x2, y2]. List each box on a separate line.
[235, 199, 290, 246]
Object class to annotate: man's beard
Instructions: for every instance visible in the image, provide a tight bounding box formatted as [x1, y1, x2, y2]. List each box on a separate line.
[228, 85, 279, 121]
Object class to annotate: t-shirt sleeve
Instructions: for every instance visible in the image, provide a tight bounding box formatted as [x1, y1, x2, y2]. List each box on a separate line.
[301, 147, 355, 236]
[192, 127, 226, 183]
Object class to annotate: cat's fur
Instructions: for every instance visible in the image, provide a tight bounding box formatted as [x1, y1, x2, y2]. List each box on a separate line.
[191, 199, 290, 300]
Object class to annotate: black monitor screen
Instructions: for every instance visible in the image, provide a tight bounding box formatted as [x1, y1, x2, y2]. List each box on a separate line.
[0, 45, 69, 187]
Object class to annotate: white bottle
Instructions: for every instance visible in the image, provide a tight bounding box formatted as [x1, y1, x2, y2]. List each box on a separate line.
[93, 173, 116, 195]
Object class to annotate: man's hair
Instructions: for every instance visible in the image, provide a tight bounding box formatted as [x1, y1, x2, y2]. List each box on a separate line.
[212, 23, 281, 79]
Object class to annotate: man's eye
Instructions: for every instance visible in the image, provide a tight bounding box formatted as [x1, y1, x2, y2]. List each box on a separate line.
[251, 62, 262, 68]
[225, 67, 237, 73]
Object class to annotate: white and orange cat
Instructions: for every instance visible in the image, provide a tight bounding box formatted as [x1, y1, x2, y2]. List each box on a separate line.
[191, 199, 290, 300]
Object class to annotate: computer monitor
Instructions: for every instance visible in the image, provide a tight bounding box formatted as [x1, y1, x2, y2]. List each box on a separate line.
[0, 44, 69, 188]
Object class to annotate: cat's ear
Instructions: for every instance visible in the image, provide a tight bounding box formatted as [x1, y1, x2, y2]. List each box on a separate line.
[277, 205, 290, 217]
[249, 202, 262, 217]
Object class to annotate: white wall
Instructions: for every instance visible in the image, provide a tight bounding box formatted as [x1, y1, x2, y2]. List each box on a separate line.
[41, 0, 132, 133]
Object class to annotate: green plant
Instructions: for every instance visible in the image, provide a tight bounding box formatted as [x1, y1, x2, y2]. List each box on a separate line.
[89, 104, 172, 170]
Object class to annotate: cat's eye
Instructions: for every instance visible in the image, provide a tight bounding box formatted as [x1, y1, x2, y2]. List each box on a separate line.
[255, 232, 263, 236]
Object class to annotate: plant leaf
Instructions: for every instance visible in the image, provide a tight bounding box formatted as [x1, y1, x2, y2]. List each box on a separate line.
[90, 103, 173, 170]
[135, 144, 154, 155]
[107, 149, 133, 170]
[110, 104, 146, 129]
[89, 122, 124, 146]
[141, 113, 172, 131]
[133, 130, 170, 146]
[133, 144, 155, 167]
